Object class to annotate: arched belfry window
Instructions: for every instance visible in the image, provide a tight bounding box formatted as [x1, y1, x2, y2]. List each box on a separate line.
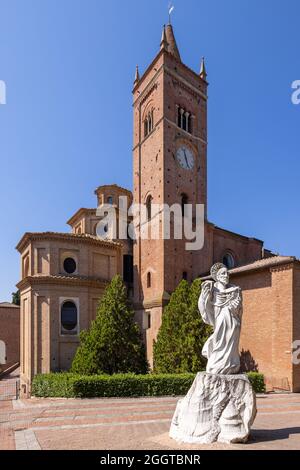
[146, 195, 153, 221]
[181, 193, 188, 217]
[144, 118, 148, 138]
[177, 105, 192, 134]
[222, 252, 235, 269]
[144, 108, 154, 138]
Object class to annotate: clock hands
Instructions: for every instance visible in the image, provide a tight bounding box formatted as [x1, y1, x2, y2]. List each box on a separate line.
[183, 149, 190, 169]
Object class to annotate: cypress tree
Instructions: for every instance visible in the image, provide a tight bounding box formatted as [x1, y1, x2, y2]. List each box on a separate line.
[153, 278, 211, 374]
[71, 275, 148, 375]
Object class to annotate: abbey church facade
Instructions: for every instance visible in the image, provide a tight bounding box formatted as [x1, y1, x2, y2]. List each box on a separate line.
[17, 25, 300, 395]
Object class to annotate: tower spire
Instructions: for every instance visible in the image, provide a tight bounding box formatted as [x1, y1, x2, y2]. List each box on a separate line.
[134, 65, 140, 85]
[160, 25, 168, 51]
[200, 57, 207, 80]
[165, 24, 181, 61]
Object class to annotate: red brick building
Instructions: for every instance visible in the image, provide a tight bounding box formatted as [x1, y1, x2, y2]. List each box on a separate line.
[0, 302, 20, 368]
[17, 24, 300, 393]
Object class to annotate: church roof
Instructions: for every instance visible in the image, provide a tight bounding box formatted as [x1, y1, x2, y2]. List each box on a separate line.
[229, 255, 297, 276]
[0, 302, 20, 309]
[94, 184, 132, 196]
[67, 208, 96, 226]
[16, 231, 122, 253]
[200, 256, 298, 280]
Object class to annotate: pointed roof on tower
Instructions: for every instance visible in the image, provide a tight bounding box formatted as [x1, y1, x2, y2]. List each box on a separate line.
[200, 57, 207, 80]
[134, 65, 140, 85]
[165, 24, 181, 61]
[160, 25, 168, 51]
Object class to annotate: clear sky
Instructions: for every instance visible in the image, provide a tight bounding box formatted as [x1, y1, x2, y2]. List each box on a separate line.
[0, 0, 299, 301]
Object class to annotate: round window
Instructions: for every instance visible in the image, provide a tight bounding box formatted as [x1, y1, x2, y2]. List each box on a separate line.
[63, 257, 77, 274]
[61, 301, 77, 333]
[222, 253, 235, 270]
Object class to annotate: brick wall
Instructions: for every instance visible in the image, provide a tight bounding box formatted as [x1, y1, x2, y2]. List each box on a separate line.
[232, 263, 295, 391]
[0, 305, 20, 366]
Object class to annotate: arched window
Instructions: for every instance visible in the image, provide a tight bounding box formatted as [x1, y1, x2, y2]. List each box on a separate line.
[148, 112, 151, 134]
[144, 118, 148, 137]
[181, 193, 188, 217]
[146, 195, 153, 221]
[144, 109, 154, 138]
[61, 301, 78, 335]
[182, 113, 187, 131]
[177, 105, 192, 134]
[123, 254, 133, 283]
[188, 115, 192, 134]
[107, 196, 113, 205]
[147, 272, 151, 288]
[222, 252, 235, 269]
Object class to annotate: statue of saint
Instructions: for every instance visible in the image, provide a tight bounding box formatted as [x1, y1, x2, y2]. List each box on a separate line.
[198, 263, 243, 375]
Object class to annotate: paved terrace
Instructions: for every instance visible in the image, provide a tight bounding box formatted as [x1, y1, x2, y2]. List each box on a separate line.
[1, 383, 300, 450]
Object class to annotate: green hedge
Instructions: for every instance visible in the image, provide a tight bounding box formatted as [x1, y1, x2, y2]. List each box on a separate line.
[32, 371, 265, 398]
[32, 373, 81, 398]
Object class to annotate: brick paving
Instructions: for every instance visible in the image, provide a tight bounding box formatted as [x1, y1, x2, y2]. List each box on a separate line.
[0, 392, 300, 450]
[0, 369, 20, 450]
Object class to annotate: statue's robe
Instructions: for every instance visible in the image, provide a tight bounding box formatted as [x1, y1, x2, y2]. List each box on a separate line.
[198, 282, 243, 375]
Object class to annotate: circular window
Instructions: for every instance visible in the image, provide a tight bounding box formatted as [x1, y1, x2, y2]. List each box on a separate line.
[222, 253, 235, 269]
[63, 257, 77, 274]
[61, 301, 77, 333]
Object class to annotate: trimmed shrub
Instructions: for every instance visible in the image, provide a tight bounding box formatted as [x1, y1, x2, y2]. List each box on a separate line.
[247, 372, 266, 393]
[73, 373, 195, 398]
[31, 373, 80, 398]
[32, 372, 265, 398]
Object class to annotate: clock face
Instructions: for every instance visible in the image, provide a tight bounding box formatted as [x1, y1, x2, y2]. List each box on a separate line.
[176, 146, 195, 170]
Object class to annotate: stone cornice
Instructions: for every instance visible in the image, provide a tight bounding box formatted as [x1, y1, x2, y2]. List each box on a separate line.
[165, 67, 207, 101]
[16, 274, 109, 291]
[16, 232, 122, 254]
[270, 263, 294, 273]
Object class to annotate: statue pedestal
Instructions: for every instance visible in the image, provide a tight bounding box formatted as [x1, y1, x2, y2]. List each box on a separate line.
[169, 372, 257, 444]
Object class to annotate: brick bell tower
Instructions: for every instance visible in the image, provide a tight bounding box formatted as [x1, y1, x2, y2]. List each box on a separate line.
[132, 24, 208, 366]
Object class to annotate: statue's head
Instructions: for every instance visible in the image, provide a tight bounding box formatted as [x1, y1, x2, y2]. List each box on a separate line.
[210, 263, 229, 285]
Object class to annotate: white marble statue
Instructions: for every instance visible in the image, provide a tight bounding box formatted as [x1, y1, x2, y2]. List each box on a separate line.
[198, 263, 242, 375]
[169, 263, 257, 444]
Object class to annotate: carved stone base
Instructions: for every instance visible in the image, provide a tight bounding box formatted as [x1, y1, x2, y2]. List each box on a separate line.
[169, 372, 257, 444]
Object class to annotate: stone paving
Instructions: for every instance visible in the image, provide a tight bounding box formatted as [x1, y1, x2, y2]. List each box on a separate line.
[1, 390, 300, 450]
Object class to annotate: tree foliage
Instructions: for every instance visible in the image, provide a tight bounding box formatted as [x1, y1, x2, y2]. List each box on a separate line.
[153, 279, 211, 374]
[71, 275, 148, 375]
[11, 290, 20, 306]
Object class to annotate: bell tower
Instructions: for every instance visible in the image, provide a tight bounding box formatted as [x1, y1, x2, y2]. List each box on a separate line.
[132, 24, 208, 365]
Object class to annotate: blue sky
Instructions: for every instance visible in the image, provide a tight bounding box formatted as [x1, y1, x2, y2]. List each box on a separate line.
[0, 0, 299, 301]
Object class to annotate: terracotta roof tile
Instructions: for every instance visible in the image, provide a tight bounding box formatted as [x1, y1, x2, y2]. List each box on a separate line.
[201, 256, 297, 280]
